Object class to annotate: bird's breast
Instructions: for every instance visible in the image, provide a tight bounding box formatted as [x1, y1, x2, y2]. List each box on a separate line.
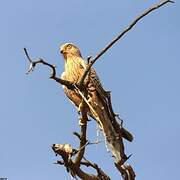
[64, 58, 85, 83]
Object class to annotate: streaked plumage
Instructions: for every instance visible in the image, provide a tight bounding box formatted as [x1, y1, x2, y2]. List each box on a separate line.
[60, 43, 133, 162]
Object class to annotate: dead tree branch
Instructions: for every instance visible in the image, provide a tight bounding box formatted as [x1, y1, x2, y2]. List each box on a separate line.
[115, 162, 135, 180]
[78, 0, 174, 86]
[24, 1, 173, 89]
[24, 48, 76, 90]
[52, 143, 100, 180]
[24, 1, 174, 179]
[81, 157, 111, 180]
[74, 100, 88, 167]
[52, 104, 110, 180]
[52, 143, 110, 180]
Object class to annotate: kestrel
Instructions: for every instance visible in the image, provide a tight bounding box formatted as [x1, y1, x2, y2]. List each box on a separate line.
[60, 43, 133, 161]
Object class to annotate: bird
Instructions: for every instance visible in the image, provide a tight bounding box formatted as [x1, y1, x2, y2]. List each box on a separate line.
[60, 43, 133, 162]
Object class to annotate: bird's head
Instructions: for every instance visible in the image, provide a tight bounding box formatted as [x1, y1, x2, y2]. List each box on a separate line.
[60, 43, 82, 59]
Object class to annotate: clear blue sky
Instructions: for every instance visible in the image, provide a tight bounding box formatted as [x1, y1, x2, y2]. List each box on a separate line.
[1, 0, 179, 179]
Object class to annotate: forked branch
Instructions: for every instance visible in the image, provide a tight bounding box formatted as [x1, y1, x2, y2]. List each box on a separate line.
[52, 105, 110, 180]
[24, 1, 173, 89]
[24, 48, 76, 90]
[24, 1, 174, 179]
[78, 0, 174, 85]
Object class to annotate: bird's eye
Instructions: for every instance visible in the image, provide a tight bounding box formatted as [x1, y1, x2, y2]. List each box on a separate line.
[67, 44, 72, 49]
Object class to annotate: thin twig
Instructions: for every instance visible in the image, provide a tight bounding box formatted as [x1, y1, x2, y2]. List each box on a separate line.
[23, 48, 32, 63]
[73, 132, 81, 140]
[81, 158, 111, 180]
[23, 48, 76, 89]
[74, 140, 103, 155]
[54, 160, 64, 165]
[78, 0, 174, 85]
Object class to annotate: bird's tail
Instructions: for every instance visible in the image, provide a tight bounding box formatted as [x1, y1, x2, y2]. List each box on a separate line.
[89, 98, 132, 162]
[88, 111, 133, 142]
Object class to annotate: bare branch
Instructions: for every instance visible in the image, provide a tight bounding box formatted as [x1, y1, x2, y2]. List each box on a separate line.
[23, 48, 32, 63]
[52, 143, 111, 179]
[52, 143, 100, 179]
[74, 122, 87, 166]
[52, 94, 111, 179]
[81, 157, 111, 180]
[23, 48, 76, 89]
[73, 131, 81, 140]
[55, 160, 64, 165]
[78, 0, 174, 85]
[74, 94, 91, 167]
[115, 163, 136, 180]
[24, 1, 174, 179]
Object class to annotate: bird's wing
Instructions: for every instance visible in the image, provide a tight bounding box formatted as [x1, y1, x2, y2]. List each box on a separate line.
[61, 71, 82, 107]
[87, 67, 133, 142]
[87, 68, 114, 119]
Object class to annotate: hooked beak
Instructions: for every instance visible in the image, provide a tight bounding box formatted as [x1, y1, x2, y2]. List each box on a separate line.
[60, 49, 64, 54]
